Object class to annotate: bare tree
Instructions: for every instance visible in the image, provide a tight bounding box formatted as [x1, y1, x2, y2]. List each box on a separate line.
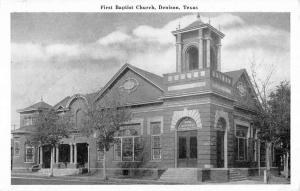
[250, 55, 275, 176]
[80, 97, 132, 180]
[31, 109, 72, 177]
[249, 55, 290, 181]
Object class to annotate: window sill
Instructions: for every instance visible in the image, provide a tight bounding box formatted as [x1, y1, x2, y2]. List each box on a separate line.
[149, 160, 162, 162]
[24, 161, 35, 163]
[112, 160, 142, 162]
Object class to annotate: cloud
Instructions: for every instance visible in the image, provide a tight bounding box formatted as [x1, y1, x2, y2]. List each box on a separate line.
[132, 13, 245, 45]
[97, 31, 131, 46]
[11, 13, 290, 127]
[223, 25, 290, 52]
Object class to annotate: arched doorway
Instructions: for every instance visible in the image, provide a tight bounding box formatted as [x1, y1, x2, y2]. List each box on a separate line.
[186, 46, 199, 71]
[216, 117, 226, 168]
[177, 117, 198, 167]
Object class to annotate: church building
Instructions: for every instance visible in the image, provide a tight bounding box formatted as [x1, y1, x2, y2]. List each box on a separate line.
[12, 17, 271, 181]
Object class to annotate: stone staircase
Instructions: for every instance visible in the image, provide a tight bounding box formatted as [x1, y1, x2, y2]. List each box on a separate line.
[229, 169, 248, 182]
[37, 168, 80, 176]
[159, 168, 198, 183]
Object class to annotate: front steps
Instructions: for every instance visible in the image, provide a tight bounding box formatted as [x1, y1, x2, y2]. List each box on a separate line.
[229, 169, 247, 181]
[37, 168, 80, 176]
[159, 168, 198, 183]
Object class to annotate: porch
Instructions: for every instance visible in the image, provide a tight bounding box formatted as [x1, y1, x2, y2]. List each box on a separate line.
[38, 143, 90, 170]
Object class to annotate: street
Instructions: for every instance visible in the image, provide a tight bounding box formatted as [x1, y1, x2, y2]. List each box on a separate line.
[12, 176, 113, 185]
[11, 175, 171, 185]
[11, 174, 290, 185]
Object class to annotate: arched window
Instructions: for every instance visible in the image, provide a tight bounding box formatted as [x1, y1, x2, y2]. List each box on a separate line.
[75, 109, 84, 129]
[216, 117, 226, 130]
[178, 117, 197, 130]
[186, 46, 199, 71]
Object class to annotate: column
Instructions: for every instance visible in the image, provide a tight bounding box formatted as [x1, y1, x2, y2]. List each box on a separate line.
[217, 43, 222, 71]
[198, 30, 203, 69]
[74, 143, 77, 164]
[176, 34, 182, 73]
[56, 146, 59, 163]
[206, 38, 211, 68]
[174, 130, 177, 168]
[40, 146, 43, 165]
[224, 129, 228, 168]
[70, 144, 73, 164]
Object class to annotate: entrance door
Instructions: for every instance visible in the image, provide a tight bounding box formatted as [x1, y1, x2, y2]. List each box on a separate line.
[177, 130, 197, 167]
[42, 145, 51, 168]
[216, 131, 224, 168]
[77, 143, 88, 168]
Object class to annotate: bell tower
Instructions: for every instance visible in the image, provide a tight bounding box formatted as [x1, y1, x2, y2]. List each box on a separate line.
[172, 15, 224, 73]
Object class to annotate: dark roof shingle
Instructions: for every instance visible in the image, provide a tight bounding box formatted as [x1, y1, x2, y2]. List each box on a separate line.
[17, 101, 52, 113]
[225, 69, 246, 84]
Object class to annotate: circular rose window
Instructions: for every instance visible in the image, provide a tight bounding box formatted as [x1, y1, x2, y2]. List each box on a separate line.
[119, 78, 139, 93]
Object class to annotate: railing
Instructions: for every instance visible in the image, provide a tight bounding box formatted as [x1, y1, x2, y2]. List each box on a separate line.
[211, 70, 232, 85]
[164, 69, 207, 84]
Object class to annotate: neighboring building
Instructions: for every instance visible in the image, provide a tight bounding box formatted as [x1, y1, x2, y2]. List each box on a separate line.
[12, 17, 275, 178]
[11, 100, 52, 170]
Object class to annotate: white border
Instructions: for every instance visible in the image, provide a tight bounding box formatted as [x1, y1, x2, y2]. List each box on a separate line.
[1, 0, 299, 191]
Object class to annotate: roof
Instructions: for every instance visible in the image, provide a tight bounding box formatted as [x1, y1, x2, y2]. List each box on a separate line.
[225, 69, 247, 84]
[84, 92, 98, 103]
[183, 20, 205, 30]
[11, 126, 38, 134]
[128, 64, 165, 90]
[172, 19, 225, 38]
[17, 101, 52, 113]
[53, 96, 70, 110]
[94, 63, 166, 102]
[53, 91, 99, 111]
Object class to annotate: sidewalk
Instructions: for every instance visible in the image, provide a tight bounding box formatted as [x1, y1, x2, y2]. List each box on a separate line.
[11, 172, 290, 184]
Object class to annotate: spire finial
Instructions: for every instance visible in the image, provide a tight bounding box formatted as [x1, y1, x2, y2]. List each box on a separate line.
[41, 96, 43, 102]
[208, 16, 211, 24]
[197, 13, 201, 20]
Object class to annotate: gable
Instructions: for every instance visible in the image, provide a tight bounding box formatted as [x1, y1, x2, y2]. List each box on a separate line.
[232, 73, 260, 112]
[96, 68, 164, 106]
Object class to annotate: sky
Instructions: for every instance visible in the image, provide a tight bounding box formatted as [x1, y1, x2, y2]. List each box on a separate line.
[11, 12, 290, 128]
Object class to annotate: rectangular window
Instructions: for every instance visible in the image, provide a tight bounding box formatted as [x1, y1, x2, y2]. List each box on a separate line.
[25, 146, 34, 162]
[14, 141, 20, 157]
[236, 125, 248, 161]
[237, 138, 247, 160]
[24, 117, 33, 126]
[134, 137, 143, 161]
[114, 139, 121, 161]
[114, 123, 142, 161]
[151, 122, 162, 160]
[122, 137, 133, 161]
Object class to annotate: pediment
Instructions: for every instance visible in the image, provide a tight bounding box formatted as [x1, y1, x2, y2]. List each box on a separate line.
[232, 72, 260, 112]
[95, 65, 164, 106]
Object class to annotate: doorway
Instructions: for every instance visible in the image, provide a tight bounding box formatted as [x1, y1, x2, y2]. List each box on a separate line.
[42, 145, 51, 168]
[177, 130, 198, 167]
[216, 130, 225, 168]
[77, 143, 88, 168]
